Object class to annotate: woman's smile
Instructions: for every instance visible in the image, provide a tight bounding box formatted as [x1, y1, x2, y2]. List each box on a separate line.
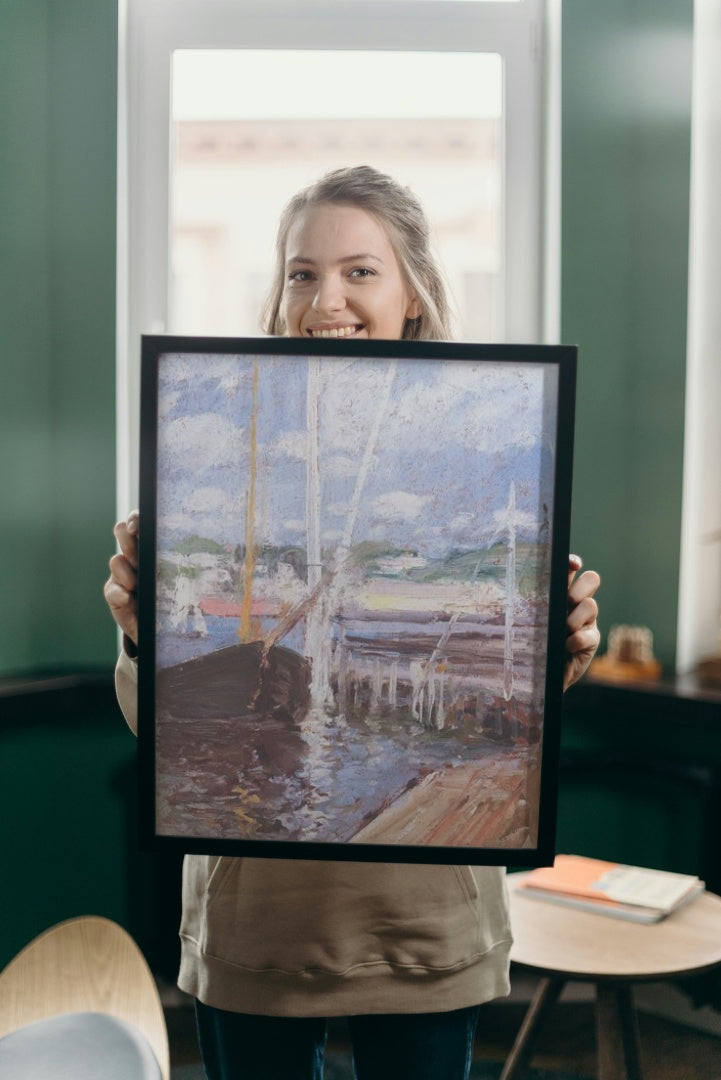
[306, 323, 365, 339]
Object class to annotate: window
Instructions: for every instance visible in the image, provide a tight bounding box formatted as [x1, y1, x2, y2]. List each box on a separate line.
[118, 0, 557, 509]
[169, 49, 503, 340]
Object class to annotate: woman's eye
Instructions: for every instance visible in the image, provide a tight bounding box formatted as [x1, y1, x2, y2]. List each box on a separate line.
[288, 269, 313, 283]
[349, 267, 375, 279]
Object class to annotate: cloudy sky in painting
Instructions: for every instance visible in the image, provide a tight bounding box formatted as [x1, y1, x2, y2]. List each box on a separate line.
[154, 351, 558, 558]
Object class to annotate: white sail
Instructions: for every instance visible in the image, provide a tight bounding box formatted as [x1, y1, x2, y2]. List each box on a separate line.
[503, 481, 517, 702]
[303, 359, 398, 712]
[169, 570, 196, 630]
[304, 356, 334, 709]
[169, 566, 207, 637]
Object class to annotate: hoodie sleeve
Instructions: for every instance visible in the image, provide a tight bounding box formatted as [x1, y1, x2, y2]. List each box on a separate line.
[115, 644, 139, 736]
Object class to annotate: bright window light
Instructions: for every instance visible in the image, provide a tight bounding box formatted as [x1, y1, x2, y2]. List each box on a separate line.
[170, 50, 503, 342]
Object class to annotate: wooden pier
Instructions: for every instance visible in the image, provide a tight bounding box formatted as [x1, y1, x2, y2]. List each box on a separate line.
[348, 749, 540, 850]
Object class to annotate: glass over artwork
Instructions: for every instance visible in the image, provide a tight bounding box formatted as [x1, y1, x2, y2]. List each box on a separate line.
[139, 339, 574, 864]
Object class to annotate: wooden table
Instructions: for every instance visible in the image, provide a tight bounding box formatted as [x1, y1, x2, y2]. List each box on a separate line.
[503, 874, 721, 1080]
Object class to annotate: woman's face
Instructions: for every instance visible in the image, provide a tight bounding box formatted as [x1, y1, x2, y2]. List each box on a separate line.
[280, 203, 421, 340]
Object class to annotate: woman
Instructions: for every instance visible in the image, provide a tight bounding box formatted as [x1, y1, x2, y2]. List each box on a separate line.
[106, 166, 601, 1080]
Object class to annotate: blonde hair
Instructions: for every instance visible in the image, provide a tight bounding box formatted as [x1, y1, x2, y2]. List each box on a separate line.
[262, 165, 453, 341]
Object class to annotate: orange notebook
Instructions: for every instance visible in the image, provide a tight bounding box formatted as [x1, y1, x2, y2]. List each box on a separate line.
[516, 854, 704, 923]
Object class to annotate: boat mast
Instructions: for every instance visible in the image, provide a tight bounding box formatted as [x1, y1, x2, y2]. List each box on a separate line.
[304, 357, 334, 706]
[306, 357, 322, 595]
[503, 480, 516, 702]
[239, 357, 259, 642]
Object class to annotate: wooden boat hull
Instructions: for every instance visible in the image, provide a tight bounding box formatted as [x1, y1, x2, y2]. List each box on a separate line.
[156, 641, 311, 722]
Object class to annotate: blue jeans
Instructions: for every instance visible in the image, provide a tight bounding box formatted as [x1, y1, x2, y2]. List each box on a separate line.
[195, 1000, 481, 1080]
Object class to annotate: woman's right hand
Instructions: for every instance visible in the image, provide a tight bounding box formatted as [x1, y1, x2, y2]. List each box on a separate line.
[104, 510, 139, 646]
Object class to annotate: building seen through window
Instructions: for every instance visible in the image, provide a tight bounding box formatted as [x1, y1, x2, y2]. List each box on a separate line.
[170, 50, 503, 341]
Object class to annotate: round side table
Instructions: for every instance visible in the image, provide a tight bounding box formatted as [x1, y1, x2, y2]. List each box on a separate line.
[502, 873, 721, 1080]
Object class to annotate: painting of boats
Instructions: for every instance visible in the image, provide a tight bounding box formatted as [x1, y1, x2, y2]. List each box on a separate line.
[140, 338, 575, 863]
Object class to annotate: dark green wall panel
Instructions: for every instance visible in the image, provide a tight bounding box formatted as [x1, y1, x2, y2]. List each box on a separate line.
[0, 703, 133, 964]
[562, 1, 693, 669]
[0, 0, 118, 675]
[1, 3, 54, 671]
[0, 684, 184, 975]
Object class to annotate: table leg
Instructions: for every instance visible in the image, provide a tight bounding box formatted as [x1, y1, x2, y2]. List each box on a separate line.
[596, 982, 643, 1080]
[499, 976, 565, 1080]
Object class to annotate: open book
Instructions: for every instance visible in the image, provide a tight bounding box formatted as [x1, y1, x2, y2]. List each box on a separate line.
[515, 854, 705, 923]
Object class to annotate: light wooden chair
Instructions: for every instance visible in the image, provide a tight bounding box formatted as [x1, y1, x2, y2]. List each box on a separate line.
[0, 915, 170, 1079]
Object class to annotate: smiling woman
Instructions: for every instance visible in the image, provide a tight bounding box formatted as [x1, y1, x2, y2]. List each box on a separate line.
[102, 154, 598, 1077]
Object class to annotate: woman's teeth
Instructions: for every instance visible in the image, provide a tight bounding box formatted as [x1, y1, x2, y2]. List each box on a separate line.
[310, 325, 360, 338]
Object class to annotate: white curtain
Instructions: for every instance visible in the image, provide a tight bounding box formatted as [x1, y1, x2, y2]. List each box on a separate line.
[677, 0, 721, 672]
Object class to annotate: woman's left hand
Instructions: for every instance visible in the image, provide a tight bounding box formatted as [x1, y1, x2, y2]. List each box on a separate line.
[564, 554, 601, 691]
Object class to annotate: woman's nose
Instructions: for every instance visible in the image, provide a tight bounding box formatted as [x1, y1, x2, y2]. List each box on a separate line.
[312, 274, 345, 314]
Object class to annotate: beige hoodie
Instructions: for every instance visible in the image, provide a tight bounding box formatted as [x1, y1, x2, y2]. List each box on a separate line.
[116, 650, 512, 1016]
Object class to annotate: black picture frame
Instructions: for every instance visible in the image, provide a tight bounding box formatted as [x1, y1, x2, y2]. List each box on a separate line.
[138, 335, 576, 866]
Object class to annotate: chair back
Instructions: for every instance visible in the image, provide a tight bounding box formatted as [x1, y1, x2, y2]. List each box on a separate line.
[0, 915, 169, 1080]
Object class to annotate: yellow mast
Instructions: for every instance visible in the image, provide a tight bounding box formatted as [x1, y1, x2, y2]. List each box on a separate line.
[239, 357, 259, 642]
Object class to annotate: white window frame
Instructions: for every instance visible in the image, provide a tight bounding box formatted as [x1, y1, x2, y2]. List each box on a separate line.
[677, 0, 721, 674]
[117, 0, 559, 512]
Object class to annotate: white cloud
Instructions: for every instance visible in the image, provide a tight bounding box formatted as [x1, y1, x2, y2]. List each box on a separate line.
[283, 518, 306, 536]
[271, 430, 307, 461]
[493, 506, 537, 531]
[158, 512, 193, 534]
[157, 484, 245, 546]
[386, 363, 546, 453]
[158, 389, 181, 419]
[158, 413, 245, 463]
[218, 373, 241, 397]
[313, 359, 549, 458]
[328, 501, 350, 519]
[161, 352, 249, 388]
[181, 486, 240, 516]
[326, 454, 361, 478]
[372, 491, 430, 523]
[449, 511, 476, 531]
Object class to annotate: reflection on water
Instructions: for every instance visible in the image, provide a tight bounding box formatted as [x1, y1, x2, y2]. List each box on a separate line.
[157, 693, 514, 844]
[154, 610, 546, 845]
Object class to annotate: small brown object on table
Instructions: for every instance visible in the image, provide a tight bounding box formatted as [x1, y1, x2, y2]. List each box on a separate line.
[502, 873, 721, 1080]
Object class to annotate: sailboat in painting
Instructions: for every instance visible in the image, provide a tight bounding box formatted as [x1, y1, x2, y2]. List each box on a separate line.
[156, 358, 312, 722]
[167, 572, 208, 639]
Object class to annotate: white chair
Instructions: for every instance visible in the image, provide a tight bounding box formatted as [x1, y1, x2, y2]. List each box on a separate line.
[0, 915, 170, 1079]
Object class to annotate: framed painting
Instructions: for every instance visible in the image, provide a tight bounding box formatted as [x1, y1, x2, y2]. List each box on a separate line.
[137, 336, 576, 865]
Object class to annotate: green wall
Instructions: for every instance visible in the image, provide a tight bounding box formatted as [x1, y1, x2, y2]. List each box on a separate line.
[0, 0, 128, 967]
[0, 0, 118, 676]
[563, 0, 693, 670]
